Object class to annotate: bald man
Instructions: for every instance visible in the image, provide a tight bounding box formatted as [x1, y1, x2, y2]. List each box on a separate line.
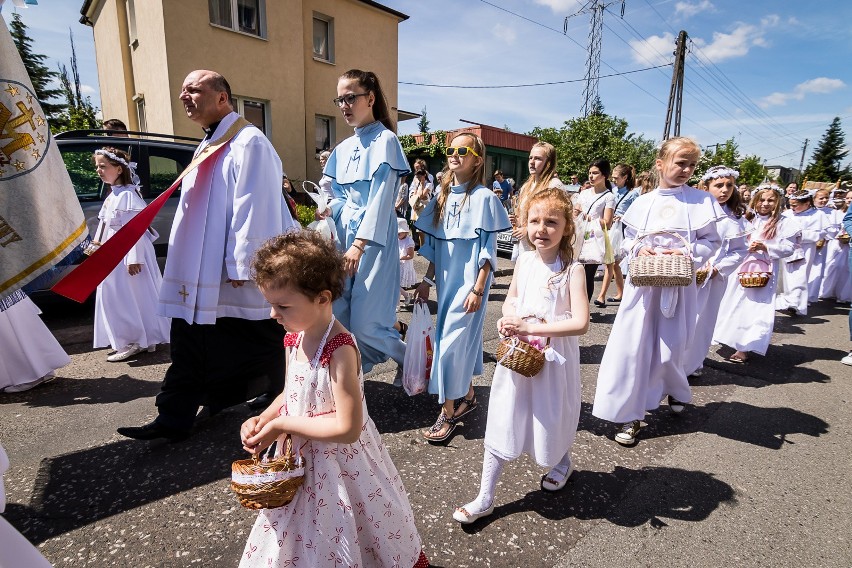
[118, 70, 297, 441]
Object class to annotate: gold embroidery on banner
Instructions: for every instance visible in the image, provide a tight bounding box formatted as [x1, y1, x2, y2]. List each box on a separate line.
[0, 214, 23, 247]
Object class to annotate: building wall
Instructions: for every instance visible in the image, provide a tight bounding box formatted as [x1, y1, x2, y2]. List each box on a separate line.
[302, 0, 402, 182]
[161, 0, 307, 177]
[129, 1, 171, 134]
[89, 0, 133, 128]
[86, 0, 403, 182]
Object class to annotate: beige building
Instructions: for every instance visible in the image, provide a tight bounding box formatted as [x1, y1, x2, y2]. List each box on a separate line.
[79, 0, 408, 182]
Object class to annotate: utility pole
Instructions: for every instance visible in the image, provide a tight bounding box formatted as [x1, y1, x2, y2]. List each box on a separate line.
[797, 138, 809, 180]
[662, 30, 688, 140]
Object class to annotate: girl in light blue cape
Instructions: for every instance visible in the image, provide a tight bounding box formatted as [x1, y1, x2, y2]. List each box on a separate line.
[413, 133, 511, 442]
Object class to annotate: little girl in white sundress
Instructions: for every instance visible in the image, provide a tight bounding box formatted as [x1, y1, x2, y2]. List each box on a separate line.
[454, 188, 589, 524]
[239, 231, 427, 568]
[397, 217, 417, 307]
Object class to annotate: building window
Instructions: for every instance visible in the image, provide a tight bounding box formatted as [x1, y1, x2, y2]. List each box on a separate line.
[126, 0, 138, 48]
[232, 96, 268, 135]
[315, 115, 334, 156]
[133, 94, 147, 132]
[209, 0, 266, 38]
[312, 14, 334, 62]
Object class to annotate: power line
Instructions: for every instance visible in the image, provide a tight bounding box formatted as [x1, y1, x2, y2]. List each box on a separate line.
[475, 0, 672, 113]
[399, 63, 672, 89]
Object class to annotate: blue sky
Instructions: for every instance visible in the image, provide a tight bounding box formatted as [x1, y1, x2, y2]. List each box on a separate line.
[6, 0, 851, 170]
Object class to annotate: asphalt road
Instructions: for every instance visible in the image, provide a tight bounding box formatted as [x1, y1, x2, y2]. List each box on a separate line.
[2, 257, 850, 567]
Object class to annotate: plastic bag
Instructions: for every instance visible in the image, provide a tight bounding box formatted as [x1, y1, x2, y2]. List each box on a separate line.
[578, 220, 606, 264]
[402, 302, 434, 396]
[303, 181, 337, 242]
[609, 219, 625, 262]
[602, 225, 615, 265]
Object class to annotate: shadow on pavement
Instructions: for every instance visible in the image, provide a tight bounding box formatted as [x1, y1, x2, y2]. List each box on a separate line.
[5, 411, 248, 544]
[463, 465, 735, 532]
[365, 381, 490, 442]
[0, 375, 161, 407]
[640, 400, 828, 450]
[710, 344, 842, 385]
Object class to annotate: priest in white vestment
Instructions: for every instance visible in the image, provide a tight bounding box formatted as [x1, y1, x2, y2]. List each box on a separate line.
[118, 70, 297, 442]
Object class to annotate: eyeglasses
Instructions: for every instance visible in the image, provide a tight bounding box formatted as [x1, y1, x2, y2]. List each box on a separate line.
[445, 146, 480, 158]
[332, 93, 369, 107]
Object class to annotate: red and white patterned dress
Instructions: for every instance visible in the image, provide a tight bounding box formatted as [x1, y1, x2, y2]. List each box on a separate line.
[239, 331, 426, 568]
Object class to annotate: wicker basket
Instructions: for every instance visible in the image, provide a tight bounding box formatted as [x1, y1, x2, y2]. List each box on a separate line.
[695, 267, 710, 286]
[496, 320, 549, 378]
[815, 239, 826, 250]
[231, 436, 305, 510]
[628, 231, 694, 287]
[838, 234, 850, 244]
[737, 256, 771, 289]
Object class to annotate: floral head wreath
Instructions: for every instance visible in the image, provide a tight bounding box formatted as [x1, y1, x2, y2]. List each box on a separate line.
[788, 188, 817, 202]
[701, 165, 739, 182]
[94, 149, 140, 185]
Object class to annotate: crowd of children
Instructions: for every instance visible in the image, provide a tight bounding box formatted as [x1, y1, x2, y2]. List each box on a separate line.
[3, 64, 850, 567]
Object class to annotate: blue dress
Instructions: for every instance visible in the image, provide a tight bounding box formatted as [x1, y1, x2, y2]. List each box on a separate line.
[414, 183, 511, 402]
[324, 121, 410, 373]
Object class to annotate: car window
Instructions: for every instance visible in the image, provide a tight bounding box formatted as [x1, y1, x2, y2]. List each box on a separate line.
[147, 145, 193, 198]
[59, 142, 138, 201]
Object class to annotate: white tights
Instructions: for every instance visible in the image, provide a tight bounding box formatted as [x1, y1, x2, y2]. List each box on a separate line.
[462, 449, 574, 514]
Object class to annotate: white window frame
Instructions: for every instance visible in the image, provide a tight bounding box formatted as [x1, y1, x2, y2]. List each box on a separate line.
[315, 115, 335, 158]
[126, 0, 138, 48]
[233, 96, 269, 137]
[209, 0, 267, 39]
[312, 13, 335, 63]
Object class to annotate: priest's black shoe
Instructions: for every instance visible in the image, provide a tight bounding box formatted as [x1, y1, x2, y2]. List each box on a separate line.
[117, 421, 190, 442]
[247, 392, 275, 410]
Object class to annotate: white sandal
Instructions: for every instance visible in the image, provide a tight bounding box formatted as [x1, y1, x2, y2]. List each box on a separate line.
[541, 462, 574, 492]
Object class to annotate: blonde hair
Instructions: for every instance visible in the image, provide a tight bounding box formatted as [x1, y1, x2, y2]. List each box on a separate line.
[517, 141, 558, 227]
[636, 171, 655, 194]
[657, 137, 701, 162]
[432, 133, 486, 226]
[747, 189, 784, 240]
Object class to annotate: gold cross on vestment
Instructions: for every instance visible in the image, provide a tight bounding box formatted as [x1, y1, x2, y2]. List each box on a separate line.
[178, 285, 189, 302]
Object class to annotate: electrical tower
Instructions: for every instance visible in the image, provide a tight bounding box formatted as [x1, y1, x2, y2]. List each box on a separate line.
[565, 1, 625, 117]
[662, 30, 688, 140]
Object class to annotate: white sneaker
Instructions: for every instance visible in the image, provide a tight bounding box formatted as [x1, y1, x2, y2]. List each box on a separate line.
[842, 352, 852, 366]
[107, 343, 143, 362]
[2, 375, 48, 393]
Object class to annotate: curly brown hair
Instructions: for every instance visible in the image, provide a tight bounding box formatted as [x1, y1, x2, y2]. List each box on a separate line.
[252, 230, 345, 300]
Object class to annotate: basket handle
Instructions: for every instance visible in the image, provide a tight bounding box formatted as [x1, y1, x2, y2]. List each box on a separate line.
[631, 230, 693, 259]
[255, 435, 294, 464]
[499, 315, 551, 348]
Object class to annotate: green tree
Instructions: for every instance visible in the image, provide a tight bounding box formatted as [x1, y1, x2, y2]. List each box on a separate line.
[8, 12, 66, 121]
[803, 117, 850, 182]
[737, 155, 765, 186]
[52, 30, 100, 133]
[528, 112, 657, 182]
[416, 106, 429, 134]
[693, 138, 739, 183]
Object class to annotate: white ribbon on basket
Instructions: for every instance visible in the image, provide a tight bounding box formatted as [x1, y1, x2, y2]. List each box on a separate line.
[497, 335, 565, 367]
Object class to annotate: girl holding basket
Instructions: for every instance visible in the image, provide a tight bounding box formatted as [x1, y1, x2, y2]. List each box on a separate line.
[592, 138, 724, 446]
[453, 187, 589, 524]
[239, 231, 427, 568]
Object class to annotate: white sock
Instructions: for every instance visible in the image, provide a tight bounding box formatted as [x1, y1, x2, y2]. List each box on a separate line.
[545, 452, 573, 483]
[461, 448, 506, 514]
